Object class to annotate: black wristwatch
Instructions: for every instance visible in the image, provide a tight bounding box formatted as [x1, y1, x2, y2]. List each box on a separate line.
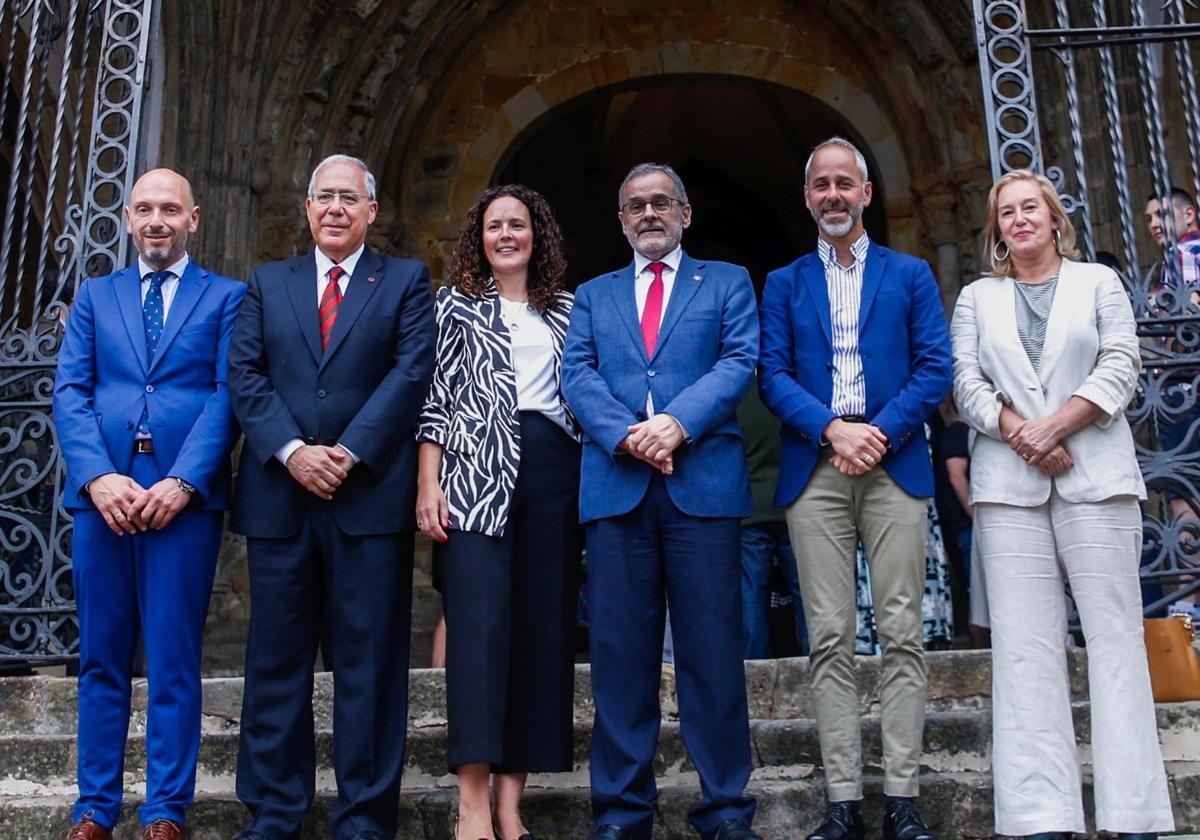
[173, 477, 196, 496]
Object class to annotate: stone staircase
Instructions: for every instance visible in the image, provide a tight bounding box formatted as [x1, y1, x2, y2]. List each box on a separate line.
[1, 651, 1198, 839]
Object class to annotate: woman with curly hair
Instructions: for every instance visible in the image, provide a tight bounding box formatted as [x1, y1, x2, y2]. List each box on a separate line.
[416, 184, 581, 840]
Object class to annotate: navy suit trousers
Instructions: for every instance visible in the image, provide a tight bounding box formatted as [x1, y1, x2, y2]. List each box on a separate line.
[586, 475, 756, 838]
[235, 500, 413, 840]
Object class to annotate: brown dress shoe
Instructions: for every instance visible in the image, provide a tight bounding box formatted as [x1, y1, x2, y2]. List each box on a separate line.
[64, 819, 113, 840]
[143, 820, 186, 840]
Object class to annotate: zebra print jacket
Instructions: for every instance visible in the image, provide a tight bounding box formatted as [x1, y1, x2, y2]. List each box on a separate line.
[416, 282, 578, 537]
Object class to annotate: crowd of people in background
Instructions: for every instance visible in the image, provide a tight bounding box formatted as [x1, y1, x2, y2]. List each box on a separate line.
[49, 136, 1193, 840]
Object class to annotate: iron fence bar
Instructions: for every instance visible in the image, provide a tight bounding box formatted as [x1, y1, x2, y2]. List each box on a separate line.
[1091, 0, 1139, 279]
[1026, 22, 1200, 39]
[0, 3, 43, 300]
[1050, 0, 1094, 258]
[974, 0, 1044, 180]
[1172, 0, 1200, 197]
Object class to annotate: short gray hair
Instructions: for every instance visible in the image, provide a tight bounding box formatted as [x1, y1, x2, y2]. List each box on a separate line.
[804, 136, 869, 185]
[308, 154, 377, 200]
[618, 162, 689, 209]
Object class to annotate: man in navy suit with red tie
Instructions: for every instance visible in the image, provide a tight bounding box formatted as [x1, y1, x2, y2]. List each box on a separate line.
[228, 154, 436, 840]
[54, 168, 245, 840]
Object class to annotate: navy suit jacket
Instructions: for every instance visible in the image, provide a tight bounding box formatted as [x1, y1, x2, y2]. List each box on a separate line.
[562, 251, 757, 523]
[53, 260, 245, 510]
[227, 247, 436, 538]
[758, 242, 953, 506]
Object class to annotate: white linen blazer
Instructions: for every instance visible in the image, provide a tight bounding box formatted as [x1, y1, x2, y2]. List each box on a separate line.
[951, 258, 1145, 506]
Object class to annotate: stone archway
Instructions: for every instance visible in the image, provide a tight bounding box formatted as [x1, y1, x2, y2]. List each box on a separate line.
[490, 75, 890, 290]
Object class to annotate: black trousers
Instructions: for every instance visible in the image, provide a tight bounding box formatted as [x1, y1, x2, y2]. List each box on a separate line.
[236, 500, 413, 840]
[436, 411, 581, 772]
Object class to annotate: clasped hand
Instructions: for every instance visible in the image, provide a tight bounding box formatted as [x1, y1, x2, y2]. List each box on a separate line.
[623, 414, 684, 475]
[1007, 418, 1073, 476]
[287, 444, 350, 500]
[824, 418, 888, 476]
[90, 473, 190, 535]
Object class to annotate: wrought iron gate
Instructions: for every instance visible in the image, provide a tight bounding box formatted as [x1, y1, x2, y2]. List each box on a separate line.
[0, 0, 155, 664]
[975, 0, 1200, 614]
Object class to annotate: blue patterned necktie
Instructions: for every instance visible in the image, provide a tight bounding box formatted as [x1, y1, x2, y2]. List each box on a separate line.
[136, 271, 170, 436]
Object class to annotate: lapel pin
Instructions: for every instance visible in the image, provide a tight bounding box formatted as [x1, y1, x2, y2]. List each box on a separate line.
[367, 275, 377, 283]
[693, 274, 702, 282]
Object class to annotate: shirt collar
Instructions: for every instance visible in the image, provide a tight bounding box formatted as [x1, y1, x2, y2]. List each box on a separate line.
[634, 244, 683, 277]
[138, 253, 189, 281]
[817, 233, 870, 272]
[1177, 230, 1200, 246]
[316, 243, 365, 281]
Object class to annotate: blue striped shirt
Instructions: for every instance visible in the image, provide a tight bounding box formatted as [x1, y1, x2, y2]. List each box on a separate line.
[818, 233, 870, 415]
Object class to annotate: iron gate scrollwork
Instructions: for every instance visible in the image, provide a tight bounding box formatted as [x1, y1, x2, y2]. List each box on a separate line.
[975, 0, 1200, 615]
[0, 0, 155, 664]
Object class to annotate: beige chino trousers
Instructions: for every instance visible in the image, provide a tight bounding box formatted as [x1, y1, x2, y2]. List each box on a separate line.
[785, 459, 929, 801]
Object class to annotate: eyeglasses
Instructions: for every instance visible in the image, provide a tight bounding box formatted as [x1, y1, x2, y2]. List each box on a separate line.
[621, 196, 685, 218]
[311, 190, 369, 208]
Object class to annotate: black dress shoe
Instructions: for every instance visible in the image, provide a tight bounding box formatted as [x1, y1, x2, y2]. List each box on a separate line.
[1024, 835, 1067, 840]
[589, 827, 627, 840]
[1117, 835, 1158, 840]
[882, 798, 935, 840]
[708, 819, 762, 840]
[807, 801, 865, 840]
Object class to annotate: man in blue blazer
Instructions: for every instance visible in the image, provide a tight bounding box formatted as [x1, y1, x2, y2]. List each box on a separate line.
[562, 163, 761, 840]
[758, 138, 952, 840]
[53, 168, 244, 840]
[227, 154, 435, 840]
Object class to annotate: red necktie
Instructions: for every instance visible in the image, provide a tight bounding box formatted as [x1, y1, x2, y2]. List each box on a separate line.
[641, 261, 666, 356]
[320, 265, 345, 350]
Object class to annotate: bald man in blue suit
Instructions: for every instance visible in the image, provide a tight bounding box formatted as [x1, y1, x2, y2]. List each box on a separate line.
[54, 168, 244, 840]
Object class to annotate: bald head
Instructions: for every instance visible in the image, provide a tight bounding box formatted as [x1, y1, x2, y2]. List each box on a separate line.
[125, 168, 200, 269]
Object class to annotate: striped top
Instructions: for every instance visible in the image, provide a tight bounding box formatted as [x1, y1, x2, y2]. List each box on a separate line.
[1013, 275, 1058, 373]
[818, 233, 870, 415]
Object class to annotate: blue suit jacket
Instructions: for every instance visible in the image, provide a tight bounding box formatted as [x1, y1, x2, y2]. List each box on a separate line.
[758, 242, 952, 506]
[53, 261, 245, 511]
[562, 251, 757, 523]
[227, 247, 436, 538]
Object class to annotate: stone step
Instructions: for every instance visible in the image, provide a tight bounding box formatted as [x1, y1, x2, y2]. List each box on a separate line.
[1, 766, 1198, 840]
[2, 702, 1196, 794]
[0, 649, 1087, 736]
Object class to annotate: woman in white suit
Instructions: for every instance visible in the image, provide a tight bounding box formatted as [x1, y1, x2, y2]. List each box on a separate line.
[951, 169, 1173, 840]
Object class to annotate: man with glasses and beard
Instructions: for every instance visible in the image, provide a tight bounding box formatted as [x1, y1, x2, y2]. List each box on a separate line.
[758, 138, 952, 840]
[562, 163, 762, 840]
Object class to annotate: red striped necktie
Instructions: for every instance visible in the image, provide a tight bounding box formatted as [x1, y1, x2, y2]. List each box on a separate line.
[320, 265, 345, 350]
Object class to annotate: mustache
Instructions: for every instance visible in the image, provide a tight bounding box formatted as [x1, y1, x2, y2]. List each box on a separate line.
[636, 221, 666, 233]
[820, 199, 851, 213]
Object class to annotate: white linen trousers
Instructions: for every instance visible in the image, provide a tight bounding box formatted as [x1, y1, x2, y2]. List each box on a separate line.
[975, 492, 1174, 837]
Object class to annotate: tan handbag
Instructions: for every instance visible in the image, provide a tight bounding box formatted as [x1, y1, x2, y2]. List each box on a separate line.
[1144, 613, 1200, 702]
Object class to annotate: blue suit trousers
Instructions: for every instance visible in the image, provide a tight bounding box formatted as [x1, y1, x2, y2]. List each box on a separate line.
[72, 452, 221, 828]
[586, 475, 756, 838]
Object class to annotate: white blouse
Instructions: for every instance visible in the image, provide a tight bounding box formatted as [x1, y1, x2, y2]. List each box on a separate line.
[498, 297, 573, 436]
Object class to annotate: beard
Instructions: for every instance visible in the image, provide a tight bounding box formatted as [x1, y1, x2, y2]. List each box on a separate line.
[810, 198, 863, 239]
[624, 218, 681, 257]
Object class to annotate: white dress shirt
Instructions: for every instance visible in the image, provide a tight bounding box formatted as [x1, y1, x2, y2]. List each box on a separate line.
[138, 253, 190, 322]
[275, 244, 366, 467]
[633, 245, 682, 419]
[818, 234, 869, 416]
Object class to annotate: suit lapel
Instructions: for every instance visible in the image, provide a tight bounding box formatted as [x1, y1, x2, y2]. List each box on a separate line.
[650, 252, 704, 363]
[149, 261, 209, 373]
[287, 252, 323, 364]
[609, 262, 647, 362]
[857, 245, 885, 331]
[114, 265, 149, 373]
[320, 246, 385, 370]
[801, 256, 833, 347]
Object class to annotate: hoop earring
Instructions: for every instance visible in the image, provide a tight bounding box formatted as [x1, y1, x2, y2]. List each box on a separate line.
[1053, 228, 1062, 254]
[992, 240, 1010, 263]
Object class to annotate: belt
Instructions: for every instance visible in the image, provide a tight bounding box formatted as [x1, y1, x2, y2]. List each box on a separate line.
[134, 438, 155, 454]
[838, 413, 868, 424]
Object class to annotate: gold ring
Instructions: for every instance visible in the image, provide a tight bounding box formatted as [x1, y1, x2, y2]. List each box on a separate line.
[1021, 453, 1030, 460]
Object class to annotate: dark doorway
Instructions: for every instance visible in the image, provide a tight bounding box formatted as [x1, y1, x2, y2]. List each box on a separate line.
[494, 75, 887, 293]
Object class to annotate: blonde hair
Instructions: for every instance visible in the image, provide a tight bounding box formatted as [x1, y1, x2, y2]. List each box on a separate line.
[981, 169, 1080, 277]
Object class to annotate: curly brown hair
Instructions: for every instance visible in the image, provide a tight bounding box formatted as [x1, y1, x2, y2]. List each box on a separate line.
[446, 184, 567, 313]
